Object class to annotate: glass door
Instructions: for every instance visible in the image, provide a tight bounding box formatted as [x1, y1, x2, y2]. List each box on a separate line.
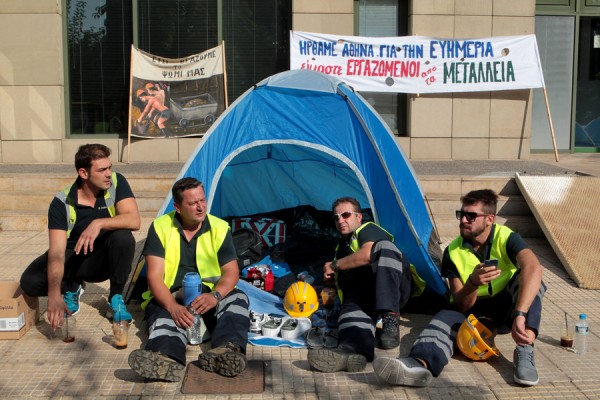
[575, 16, 600, 150]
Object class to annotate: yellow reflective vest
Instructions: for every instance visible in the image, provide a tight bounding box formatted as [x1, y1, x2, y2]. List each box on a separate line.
[448, 224, 518, 297]
[141, 212, 229, 309]
[54, 172, 118, 238]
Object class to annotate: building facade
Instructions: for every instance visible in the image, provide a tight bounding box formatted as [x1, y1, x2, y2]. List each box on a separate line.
[0, 0, 597, 163]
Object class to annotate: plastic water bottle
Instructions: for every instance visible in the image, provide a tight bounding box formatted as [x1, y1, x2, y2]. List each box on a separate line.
[182, 272, 203, 345]
[574, 313, 589, 355]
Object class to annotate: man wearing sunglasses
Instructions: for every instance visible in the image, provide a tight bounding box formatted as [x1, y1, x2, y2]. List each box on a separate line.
[374, 189, 545, 387]
[307, 197, 413, 373]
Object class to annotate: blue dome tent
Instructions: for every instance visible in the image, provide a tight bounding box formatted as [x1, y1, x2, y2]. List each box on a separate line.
[158, 69, 447, 296]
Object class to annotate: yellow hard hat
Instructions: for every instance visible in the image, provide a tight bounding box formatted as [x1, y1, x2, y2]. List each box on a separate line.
[284, 281, 319, 318]
[456, 314, 500, 361]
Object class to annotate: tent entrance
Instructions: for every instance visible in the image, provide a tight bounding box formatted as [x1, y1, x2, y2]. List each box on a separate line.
[210, 141, 372, 220]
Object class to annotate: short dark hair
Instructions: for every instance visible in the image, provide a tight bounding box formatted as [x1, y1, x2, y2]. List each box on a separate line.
[461, 189, 498, 215]
[332, 197, 362, 213]
[75, 144, 111, 171]
[172, 177, 203, 205]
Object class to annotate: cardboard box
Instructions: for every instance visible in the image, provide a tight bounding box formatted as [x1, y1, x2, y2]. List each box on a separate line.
[0, 282, 39, 340]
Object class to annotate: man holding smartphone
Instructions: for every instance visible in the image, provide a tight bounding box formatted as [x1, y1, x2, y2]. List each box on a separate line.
[374, 189, 546, 387]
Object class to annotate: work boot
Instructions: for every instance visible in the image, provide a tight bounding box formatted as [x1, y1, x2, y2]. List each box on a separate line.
[379, 312, 401, 349]
[128, 350, 184, 382]
[198, 342, 247, 377]
[307, 346, 367, 373]
[513, 344, 539, 386]
[373, 356, 433, 387]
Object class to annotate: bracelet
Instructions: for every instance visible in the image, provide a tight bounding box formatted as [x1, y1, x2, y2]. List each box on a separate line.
[211, 291, 222, 302]
[468, 274, 478, 287]
[512, 310, 527, 319]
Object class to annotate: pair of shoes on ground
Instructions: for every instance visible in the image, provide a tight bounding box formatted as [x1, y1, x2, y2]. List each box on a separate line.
[197, 342, 247, 377]
[307, 346, 367, 373]
[262, 316, 312, 339]
[372, 344, 539, 387]
[378, 312, 400, 350]
[64, 284, 132, 322]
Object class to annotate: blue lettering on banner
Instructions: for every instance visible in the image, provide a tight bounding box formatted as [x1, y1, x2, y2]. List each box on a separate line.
[298, 40, 338, 56]
[430, 40, 494, 59]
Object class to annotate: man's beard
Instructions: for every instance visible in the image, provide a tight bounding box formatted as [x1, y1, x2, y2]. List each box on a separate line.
[460, 224, 485, 240]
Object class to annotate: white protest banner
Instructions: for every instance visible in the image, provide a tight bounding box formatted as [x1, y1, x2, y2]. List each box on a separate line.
[290, 31, 545, 93]
[129, 44, 226, 140]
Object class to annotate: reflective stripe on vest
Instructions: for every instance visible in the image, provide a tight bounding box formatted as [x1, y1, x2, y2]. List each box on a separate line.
[141, 212, 229, 309]
[334, 222, 393, 302]
[54, 172, 118, 238]
[448, 224, 518, 297]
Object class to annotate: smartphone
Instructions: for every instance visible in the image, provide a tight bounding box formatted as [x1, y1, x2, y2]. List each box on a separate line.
[483, 259, 498, 268]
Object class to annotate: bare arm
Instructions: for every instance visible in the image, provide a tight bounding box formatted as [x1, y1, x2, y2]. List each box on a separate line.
[512, 248, 543, 345]
[47, 229, 68, 330]
[75, 197, 141, 255]
[145, 255, 194, 329]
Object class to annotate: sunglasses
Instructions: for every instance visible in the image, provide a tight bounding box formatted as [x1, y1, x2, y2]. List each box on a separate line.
[333, 211, 359, 221]
[455, 210, 492, 222]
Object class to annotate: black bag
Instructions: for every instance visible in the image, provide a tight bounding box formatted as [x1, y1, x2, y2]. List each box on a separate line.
[232, 228, 263, 270]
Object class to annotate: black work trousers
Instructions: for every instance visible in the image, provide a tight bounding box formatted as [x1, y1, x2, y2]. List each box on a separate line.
[20, 230, 135, 297]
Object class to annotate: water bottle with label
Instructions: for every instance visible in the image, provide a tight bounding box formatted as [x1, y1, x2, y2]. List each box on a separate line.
[182, 272, 203, 345]
[574, 313, 589, 355]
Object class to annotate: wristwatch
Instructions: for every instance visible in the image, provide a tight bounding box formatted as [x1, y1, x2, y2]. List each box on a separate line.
[330, 260, 339, 272]
[212, 291, 223, 302]
[512, 310, 527, 319]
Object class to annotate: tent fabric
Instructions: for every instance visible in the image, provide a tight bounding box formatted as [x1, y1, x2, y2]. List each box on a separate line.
[158, 69, 447, 295]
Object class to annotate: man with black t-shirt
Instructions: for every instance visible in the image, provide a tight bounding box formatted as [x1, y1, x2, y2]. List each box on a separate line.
[20, 144, 140, 332]
[307, 197, 413, 373]
[128, 177, 250, 382]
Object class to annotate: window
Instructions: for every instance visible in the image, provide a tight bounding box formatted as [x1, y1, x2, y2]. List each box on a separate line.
[356, 0, 408, 136]
[65, 0, 291, 136]
[223, 0, 291, 101]
[66, 0, 133, 135]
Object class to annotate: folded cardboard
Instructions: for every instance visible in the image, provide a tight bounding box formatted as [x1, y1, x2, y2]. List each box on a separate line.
[0, 282, 39, 339]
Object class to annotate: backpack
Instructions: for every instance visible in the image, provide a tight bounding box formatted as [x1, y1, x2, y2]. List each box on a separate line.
[232, 228, 263, 270]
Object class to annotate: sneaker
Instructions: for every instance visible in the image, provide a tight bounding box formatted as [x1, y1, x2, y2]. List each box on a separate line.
[513, 344, 539, 386]
[128, 349, 184, 382]
[379, 312, 400, 349]
[261, 316, 286, 337]
[373, 357, 433, 387]
[249, 311, 268, 334]
[198, 342, 247, 377]
[106, 294, 133, 322]
[64, 284, 84, 315]
[280, 317, 312, 340]
[307, 347, 367, 373]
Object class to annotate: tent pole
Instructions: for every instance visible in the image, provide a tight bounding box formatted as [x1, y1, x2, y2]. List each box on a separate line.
[542, 86, 559, 162]
[424, 195, 442, 244]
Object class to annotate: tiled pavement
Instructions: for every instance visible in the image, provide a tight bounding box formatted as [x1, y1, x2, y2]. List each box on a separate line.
[1, 153, 599, 399]
[1, 233, 599, 399]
